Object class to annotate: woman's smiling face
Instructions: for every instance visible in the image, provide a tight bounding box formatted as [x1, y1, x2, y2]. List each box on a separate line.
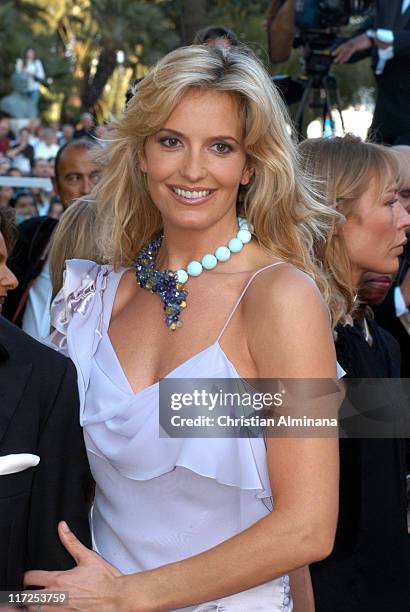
[139, 88, 252, 231]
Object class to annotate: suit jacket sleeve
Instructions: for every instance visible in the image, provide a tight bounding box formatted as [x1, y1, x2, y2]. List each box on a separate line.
[25, 358, 93, 572]
[394, 30, 410, 55]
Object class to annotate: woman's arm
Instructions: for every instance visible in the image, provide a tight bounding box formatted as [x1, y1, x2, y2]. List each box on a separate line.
[35, 59, 45, 81]
[25, 266, 339, 612]
[289, 567, 316, 612]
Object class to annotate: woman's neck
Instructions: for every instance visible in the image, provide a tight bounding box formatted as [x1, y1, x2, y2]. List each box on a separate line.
[157, 214, 239, 271]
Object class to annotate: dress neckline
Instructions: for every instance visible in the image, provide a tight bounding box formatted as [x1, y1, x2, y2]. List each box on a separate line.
[101, 327, 240, 397]
[101, 261, 285, 396]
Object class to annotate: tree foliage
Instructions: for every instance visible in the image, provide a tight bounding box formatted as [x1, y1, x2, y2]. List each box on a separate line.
[0, 0, 375, 122]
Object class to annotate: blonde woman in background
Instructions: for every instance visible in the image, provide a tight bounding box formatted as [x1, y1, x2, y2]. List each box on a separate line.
[299, 135, 410, 612]
[27, 45, 340, 611]
[49, 199, 99, 299]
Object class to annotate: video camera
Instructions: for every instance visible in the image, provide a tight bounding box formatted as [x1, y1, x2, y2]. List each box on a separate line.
[295, 0, 373, 30]
[268, 0, 373, 67]
[267, 0, 373, 136]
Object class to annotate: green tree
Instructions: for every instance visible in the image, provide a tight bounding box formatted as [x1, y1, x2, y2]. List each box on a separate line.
[79, 0, 179, 111]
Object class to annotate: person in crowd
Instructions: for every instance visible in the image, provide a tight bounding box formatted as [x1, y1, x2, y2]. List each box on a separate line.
[26, 117, 42, 148]
[59, 123, 75, 146]
[49, 119, 62, 141]
[3, 139, 101, 337]
[0, 118, 12, 155]
[34, 128, 59, 160]
[49, 199, 99, 298]
[12, 192, 38, 224]
[193, 25, 239, 47]
[6, 127, 34, 174]
[27, 44, 340, 611]
[373, 145, 410, 376]
[332, 1, 410, 145]
[0, 206, 93, 590]
[48, 198, 64, 221]
[15, 48, 45, 114]
[299, 135, 410, 612]
[0, 186, 13, 208]
[30, 158, 53, 216]
[8, 167, 23, 178]
[73, 112, 96, 140]
[31, 157, 50, 179]
[0, 155, 11, 175]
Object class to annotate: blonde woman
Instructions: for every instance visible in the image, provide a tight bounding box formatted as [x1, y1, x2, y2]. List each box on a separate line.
[299, 135, 410, 612]
[27, 46, 340, 611]
[48, 199, 99, 299]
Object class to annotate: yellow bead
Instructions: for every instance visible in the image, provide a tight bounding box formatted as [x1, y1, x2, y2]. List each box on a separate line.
[165, 306, 174, 315]
[170, 323, 177, 330]
[176, 283, 183, 290]
[180, 301, 186, 309]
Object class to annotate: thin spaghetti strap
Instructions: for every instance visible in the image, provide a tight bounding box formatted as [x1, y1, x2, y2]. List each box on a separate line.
[216, 262, 285, 343]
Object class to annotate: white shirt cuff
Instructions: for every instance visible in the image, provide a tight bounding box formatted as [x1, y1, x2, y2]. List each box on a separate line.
[376, 29, 394, 44]
[394, 286, 408, 317]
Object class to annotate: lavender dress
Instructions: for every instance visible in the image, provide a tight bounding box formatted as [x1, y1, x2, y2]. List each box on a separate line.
[49, 259, 298, 611]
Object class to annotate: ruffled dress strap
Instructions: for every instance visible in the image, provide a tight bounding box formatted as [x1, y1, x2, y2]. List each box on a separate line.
[48, 259, 127, 425]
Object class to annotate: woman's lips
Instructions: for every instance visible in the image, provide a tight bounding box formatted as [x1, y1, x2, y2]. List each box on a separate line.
[168, 186, 216, 206]
[364, 276, 392, 289]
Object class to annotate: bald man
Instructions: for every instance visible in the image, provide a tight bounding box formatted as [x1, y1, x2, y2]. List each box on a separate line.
[373, 145, 410, 377]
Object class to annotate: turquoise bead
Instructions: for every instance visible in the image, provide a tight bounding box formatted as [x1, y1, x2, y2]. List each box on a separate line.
[202, 253, 217, 270]
[228, 238, 243, 253]
[176, 269, 188, 284]
[215, 246, 231, 262]
[187, 260, 203, 277]
[237, 229, 252, 244]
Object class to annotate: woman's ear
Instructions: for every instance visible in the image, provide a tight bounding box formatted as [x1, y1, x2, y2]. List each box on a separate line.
[138, 152, 147, 173]
[240, 165, 254, 186]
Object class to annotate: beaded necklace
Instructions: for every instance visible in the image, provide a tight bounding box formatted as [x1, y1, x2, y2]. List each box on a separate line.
[135, 217, 253, 330]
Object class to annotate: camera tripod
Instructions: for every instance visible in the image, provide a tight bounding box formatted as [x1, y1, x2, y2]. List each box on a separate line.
[294, 70, 346, 139]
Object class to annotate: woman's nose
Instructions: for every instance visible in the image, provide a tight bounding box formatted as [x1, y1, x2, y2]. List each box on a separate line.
[394, 200, 410, 232]
[180, 149, 207, 183]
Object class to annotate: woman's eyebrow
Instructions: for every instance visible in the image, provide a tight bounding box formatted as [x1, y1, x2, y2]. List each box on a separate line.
[157, 127, 239, 144]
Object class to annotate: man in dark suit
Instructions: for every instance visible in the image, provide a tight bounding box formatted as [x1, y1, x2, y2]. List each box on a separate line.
[333, 0, 410, 145]
[0, 207, 93, 590]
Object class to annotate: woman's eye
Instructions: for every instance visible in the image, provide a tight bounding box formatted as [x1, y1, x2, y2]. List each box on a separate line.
[385, 199, 398, 208]
[212, 142, 231, 154]
[160, 137, 180, 148]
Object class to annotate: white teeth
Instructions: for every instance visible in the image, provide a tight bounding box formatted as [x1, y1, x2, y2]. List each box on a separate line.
[173, 187, 210, 199]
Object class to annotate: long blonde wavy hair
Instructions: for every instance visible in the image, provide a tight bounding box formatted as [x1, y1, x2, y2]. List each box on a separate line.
[299, 135, 400, 325]
[94, 45, 340, 322]
[49, 199, 100, 299]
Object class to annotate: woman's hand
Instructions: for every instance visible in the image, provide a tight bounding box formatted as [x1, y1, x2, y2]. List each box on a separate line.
[24, 521, 125, 611]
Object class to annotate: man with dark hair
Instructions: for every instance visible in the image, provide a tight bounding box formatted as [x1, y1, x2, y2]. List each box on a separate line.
[3, 139, 101, 336]
[0, 207, 93, 590]
[193, 25, 239, 47]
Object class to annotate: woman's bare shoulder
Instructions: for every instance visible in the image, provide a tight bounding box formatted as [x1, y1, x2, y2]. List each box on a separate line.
[242, 263, 336, 377]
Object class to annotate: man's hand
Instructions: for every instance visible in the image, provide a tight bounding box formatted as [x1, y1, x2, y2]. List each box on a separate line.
[332, 34, 371, 64]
